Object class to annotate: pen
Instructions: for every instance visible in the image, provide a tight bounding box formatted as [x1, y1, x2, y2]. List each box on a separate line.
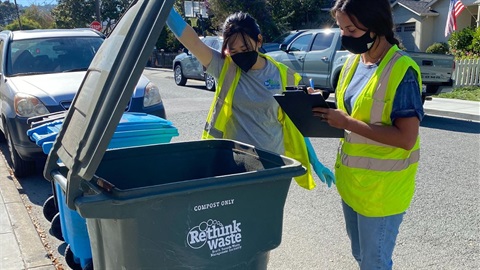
[309, 78, 314, 89]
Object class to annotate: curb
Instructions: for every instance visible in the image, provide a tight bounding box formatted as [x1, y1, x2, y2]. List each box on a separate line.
[424, 108, 480, 122]
[0, 155, 55, 270]
[423, 98, 480, 122]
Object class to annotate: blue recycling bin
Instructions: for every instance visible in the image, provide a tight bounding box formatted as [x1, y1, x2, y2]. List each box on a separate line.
[28, 112, 179, 269]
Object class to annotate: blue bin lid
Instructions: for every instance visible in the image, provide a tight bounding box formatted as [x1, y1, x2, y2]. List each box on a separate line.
[43, 0, 176, 209]
[29, 112, 178, 155]
[115, 113, 175, 131]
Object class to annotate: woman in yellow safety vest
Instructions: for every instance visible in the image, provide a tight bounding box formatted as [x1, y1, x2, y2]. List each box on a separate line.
[311, 0, 424, 269]
[166, 9, 335, 190]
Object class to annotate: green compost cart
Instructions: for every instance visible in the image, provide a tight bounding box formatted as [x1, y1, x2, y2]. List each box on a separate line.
[43, 0, 307, 269]
[50, 140, 305, 269]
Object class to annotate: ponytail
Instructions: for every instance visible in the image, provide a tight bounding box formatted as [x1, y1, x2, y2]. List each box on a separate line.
[386, 31, 400, 46]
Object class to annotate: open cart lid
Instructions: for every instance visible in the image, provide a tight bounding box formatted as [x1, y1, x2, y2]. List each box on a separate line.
[44, 0, 175, 207]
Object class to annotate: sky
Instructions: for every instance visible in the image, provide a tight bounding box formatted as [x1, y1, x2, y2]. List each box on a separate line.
[12, 0, 57, 7]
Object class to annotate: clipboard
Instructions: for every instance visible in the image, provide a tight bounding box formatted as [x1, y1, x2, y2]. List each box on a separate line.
[274, 90, 344, 138]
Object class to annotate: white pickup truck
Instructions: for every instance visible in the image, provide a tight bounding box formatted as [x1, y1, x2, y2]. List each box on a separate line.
[266, 28, 455, 103]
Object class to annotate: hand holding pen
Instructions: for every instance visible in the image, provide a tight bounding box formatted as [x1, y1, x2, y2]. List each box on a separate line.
[307, 78, 326, 96]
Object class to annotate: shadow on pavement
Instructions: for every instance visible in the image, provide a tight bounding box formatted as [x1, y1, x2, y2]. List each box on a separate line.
[0, 142, 52, 207]
[421, 115, 480, 134]
[182, 84, 213, 92]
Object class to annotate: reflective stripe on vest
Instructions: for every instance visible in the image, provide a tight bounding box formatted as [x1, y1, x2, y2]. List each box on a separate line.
[200, 55, 317, 190]
[340, 51, 405, 124]
[340, 147, 420, 171]
[203, 54, 298, 138]
[203, 59, 239, 138]
[335, 45, 422, 216]
[340, 51, 419, 171]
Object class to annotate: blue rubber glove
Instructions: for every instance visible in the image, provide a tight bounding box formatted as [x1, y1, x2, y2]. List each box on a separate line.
[166, 8, 187, 37]
[304, 137, 336, 187]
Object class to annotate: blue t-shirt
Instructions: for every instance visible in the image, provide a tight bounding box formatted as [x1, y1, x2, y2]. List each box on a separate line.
[344, 61, 424, 122]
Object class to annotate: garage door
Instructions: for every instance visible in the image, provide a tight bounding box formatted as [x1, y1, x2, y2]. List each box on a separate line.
[396, 23, 416, 51]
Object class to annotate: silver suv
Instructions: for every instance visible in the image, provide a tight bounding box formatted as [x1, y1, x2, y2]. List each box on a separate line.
[0, 29, 166, 176]
[172, 36, 223, 91]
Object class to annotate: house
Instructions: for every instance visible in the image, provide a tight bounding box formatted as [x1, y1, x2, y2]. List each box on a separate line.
[392, 0, 479, 51]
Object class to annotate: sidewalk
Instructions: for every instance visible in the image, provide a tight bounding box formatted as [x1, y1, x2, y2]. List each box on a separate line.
[0, 155, 55, 269]
[0, 95, 478, 270]
[423, 97, 480, 122]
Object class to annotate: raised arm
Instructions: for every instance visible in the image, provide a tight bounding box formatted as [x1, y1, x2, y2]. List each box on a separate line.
[166, 8, 214, 68]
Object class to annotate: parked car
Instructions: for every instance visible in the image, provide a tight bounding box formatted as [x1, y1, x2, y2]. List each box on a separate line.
[261, 30, 308, 53]
[266, 28, 455, 102]
[0, 28, 166, 177]
[173, 36, 223, 91]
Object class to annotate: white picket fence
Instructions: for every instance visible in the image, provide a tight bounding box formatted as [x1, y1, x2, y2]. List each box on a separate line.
[453, 58, 480, 87]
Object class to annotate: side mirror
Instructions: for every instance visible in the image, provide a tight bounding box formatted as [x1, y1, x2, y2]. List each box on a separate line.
[280, 44, 288, 52]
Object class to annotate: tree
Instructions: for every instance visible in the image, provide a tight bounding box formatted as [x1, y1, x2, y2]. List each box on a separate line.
[267, 0, 333, 35]
[51, 0, 96, 29]
[0, 1, 19, 27]
[100, 0, 130, 34]
[205, 0, 333, 41]
[51, 0, 131, 32]
[206, 0, 280, 41]
[23, 5, 55, 29]
[4, 17, 41, 30]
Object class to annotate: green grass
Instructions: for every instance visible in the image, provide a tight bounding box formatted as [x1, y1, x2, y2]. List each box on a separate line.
[437, 86, 480, 101]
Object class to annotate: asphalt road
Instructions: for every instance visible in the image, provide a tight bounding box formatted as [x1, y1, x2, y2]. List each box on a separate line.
[3, 68, 479, 270]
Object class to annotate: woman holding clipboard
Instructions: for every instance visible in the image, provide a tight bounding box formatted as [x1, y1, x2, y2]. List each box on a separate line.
[312, 0, 424, 269]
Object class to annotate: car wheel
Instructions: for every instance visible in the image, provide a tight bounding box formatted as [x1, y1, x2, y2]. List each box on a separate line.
[174, 64, 187, 86]
[4, 123, 36, 177]
[205, 73, 216, 91]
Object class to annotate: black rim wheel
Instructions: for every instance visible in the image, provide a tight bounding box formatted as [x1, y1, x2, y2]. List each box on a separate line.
[42, 195, 58, 222]
[50, 212, 64, 241]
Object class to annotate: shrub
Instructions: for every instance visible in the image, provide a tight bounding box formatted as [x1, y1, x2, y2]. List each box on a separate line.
[426, 42, 449, 54]
[471, 27, 480, 55]
[449, 27, 475, 57]
[4, 17, 41, 30]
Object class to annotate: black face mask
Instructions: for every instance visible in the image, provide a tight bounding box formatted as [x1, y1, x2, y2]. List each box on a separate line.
[231, 51, 258, 72]
[341, 30, 376, 54]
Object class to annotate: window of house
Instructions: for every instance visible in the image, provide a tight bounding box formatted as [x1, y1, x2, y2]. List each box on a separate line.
[404, 25, 415, 32]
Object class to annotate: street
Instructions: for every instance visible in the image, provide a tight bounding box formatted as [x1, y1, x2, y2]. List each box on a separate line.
[2, 68, 479, 270]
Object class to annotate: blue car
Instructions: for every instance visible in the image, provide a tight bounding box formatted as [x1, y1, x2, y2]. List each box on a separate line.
[0, 29, 166, 176]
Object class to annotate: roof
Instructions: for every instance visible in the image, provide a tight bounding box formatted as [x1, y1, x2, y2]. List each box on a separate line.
[9, 29, 103, 41]
[394, 0, 440, 16]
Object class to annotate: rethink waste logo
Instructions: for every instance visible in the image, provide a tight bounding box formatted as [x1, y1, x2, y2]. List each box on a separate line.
[187, 219, 242, 257]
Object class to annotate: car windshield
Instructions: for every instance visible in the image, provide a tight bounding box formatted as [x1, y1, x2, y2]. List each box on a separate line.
[6, 36, 103, 76]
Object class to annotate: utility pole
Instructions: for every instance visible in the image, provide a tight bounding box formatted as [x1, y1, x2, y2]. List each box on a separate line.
[13, 0, 22, 29]
[95, 0, 101, 23]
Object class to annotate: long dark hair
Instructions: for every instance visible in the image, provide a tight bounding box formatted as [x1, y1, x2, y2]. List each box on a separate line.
[221, 12, 261, 58]
[331, 0, 399, 45]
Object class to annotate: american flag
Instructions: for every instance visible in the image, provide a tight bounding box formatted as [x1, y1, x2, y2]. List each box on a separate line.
[445, 0, 466, 37]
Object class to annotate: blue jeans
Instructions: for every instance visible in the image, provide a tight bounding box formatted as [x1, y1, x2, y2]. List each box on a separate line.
[342, 200, 405, 270]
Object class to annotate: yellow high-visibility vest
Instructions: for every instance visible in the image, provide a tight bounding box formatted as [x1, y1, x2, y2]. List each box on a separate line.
[335, 45, 422, 217]
[202, 53, 316, 190]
